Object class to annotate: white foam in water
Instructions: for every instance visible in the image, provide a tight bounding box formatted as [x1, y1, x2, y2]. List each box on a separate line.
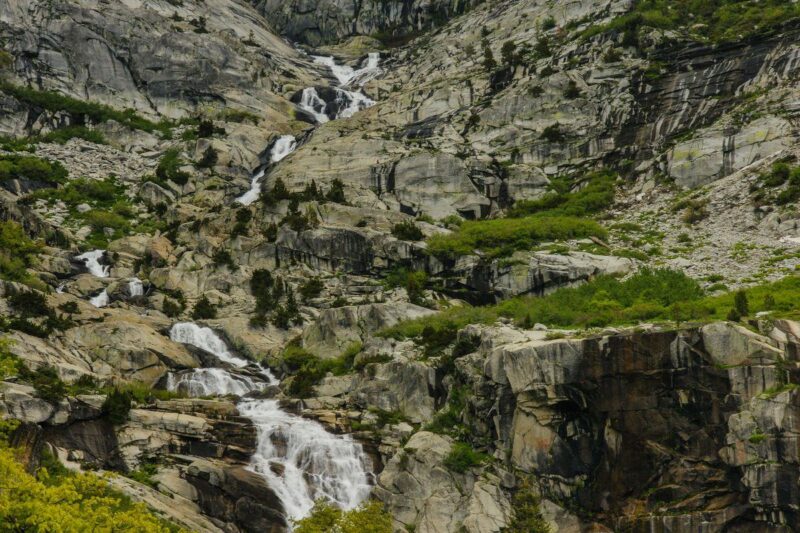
[236, 167, 266, 206]
[271, 135, 297, 163]
[236, 135, 298, 206]
[298, 87, 331, 123]
[300, 54, 381, 123]
[56, 283, 67, 294]
[128, 278, 143, 297]
[166, 322, 372, 523]
[90, 289, 109, 308]
[169, 322, 249, 367]
[76, 250, 109, 278]
[166, 368, 268, 397]
[238, 399, 372, 521]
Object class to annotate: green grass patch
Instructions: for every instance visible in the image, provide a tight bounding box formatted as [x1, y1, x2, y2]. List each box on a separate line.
[427, 215, 606, 259]
[508, 170, 616, 218]
[443, 442, 488, 473]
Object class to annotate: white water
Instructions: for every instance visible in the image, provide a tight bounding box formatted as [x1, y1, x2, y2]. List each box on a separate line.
[298, 87, 331, 124]
[167, 322, 372, 525]
[90, 289, 109, 308]
[270, 135, 297, 163]
[167, 368, 270, 397]
[299, 53, 380, 123]
[128, 278, 144, 297]
[236, 135, 298, 206]
[238, 399, 372, 521]
[56, 283, 67, 294]
[76, 250, 109, 277]
[169, 322, 249, 367]
[312, 53, 381, 87]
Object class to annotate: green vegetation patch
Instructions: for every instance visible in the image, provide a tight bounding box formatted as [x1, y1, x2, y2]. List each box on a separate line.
[581, 1, 800, 45]
[0, 82, 173, 135]
[0, 220, 45, 289]
[427, 215, 607, 259]
[508, 170, 616, 219]
[0, 153, 67, 186]
[293, 500, 392, 533]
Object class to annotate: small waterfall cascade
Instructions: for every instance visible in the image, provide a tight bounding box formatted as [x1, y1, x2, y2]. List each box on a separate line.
[76, 250, 110, 277]
[166, 323, 372, 526]
[128, 278, 144, 297]
[236, 135, 298, 206]
[90, 289, 109, 308]
[169, 322, 250, 367]
[298, 53, 381, 123]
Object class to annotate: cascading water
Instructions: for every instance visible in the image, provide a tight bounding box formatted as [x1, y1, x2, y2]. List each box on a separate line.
[236, 135, 298, 206]
[166, 323, 372, 527]
[238, 399, 372, 521]
[169, 322, 250, 367]
[76, 250, 110, 277]
[298, 53, 380, 123]
[128, 278, 144, 297]
[167, 368, 270, 397]
[90, 289, 109, 308]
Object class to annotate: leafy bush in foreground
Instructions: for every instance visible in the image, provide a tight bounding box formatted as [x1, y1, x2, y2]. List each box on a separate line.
[293, 500, 392, 533]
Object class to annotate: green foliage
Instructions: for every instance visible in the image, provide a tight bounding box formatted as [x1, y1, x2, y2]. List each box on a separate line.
[0, 82, 173, 135]
[0, 220, 44, 288]
[326, 178, 347, 204]
[39, 126, 106, 145]
[443, 442, 487, 473]
[281, 343, 362, 398]
[29, 177, 124, 208]
[196, 146, 218, 168]
[127, 459, 159, 488]
[384, 268, 428, 306]
[482, 43, 496, 72]
[734, 290, 749, 317]
[232, 208, 252, 237]
[391, 220, 424, 241]
[156, 148, 190, 185]
[581, 0, 800, 44]
[212, 248, 236, 270]
[384, 268, 706, 339]
[0, 337, 20, 380]
[509, 170, 616, 218]
[426, 215, 607, 259]
[506, 481, 551, 533]
[0, 153, 68, 186]
[293, 500, 392, 533]
[18, 365, 67, 404]
[0, 446, 181, 531]
[102, 387, 132, 425]
[299, 277, 324, 301]
[500, 41, 518, 65]
[191, 296, 217, 319]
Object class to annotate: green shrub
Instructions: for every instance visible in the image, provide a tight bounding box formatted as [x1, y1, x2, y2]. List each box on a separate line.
[39, 126, 106, 145]
[0, 154, 67, 185]
[293, 500, 392, 533]
[212, 249, 236, 270]
[384, 268, 428, 305]
[426, 215, 606, 259]
[391, 220, 424, 241]
[506, 481, 551, 533]
[0, 82, 172, 134]
[443, 442, 487, 473]
[540, 123, 565, 143]
[734, 290, 749, 317]
[299, 278, 324, 300]
[101, 387, 132, 425]
[155, 148, 190, 185]
[326, 178, 347, 204]
[0, 337, 20, 380]
[191, 296, 217, 319]
[196, 146, 218, 168]
[0, 220, 42, 287]
[18, 365, 67, 404]
[509, 170, 616, 218]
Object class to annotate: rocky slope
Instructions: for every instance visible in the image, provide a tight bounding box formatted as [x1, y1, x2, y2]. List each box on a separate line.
[2, 0, 800, 532]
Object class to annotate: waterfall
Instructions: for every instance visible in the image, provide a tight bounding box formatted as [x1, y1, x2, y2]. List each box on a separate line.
[166, 368, 270, 397]
[298, 53, 381, 123]
[128, 278, 144, 297]
[167, 322, 372, 526]
[56, 283, 67, 294]
[238, 399, 372, 521]
[236, 135, 298, 206]
[90, 289, 109, 308]
[236, 167, 266, 206]
[270, 135, 297, 163]
[298, 87, 331, 124]
[76, 250, 110, 278]
[169, 322, 250, 368]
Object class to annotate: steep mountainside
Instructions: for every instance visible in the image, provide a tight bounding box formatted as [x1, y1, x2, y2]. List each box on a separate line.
[2, 0, 800, 532]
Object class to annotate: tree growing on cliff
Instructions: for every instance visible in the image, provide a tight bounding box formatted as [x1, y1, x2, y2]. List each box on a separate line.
[734, 290, 749, 317]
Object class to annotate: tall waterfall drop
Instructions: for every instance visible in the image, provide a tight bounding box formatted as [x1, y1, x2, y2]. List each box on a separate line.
[76, 250, 110, 277]
[236, 135, 297, 206]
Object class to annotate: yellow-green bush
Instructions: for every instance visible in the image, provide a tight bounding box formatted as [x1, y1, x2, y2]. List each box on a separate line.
[293, 500, 393, 533]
